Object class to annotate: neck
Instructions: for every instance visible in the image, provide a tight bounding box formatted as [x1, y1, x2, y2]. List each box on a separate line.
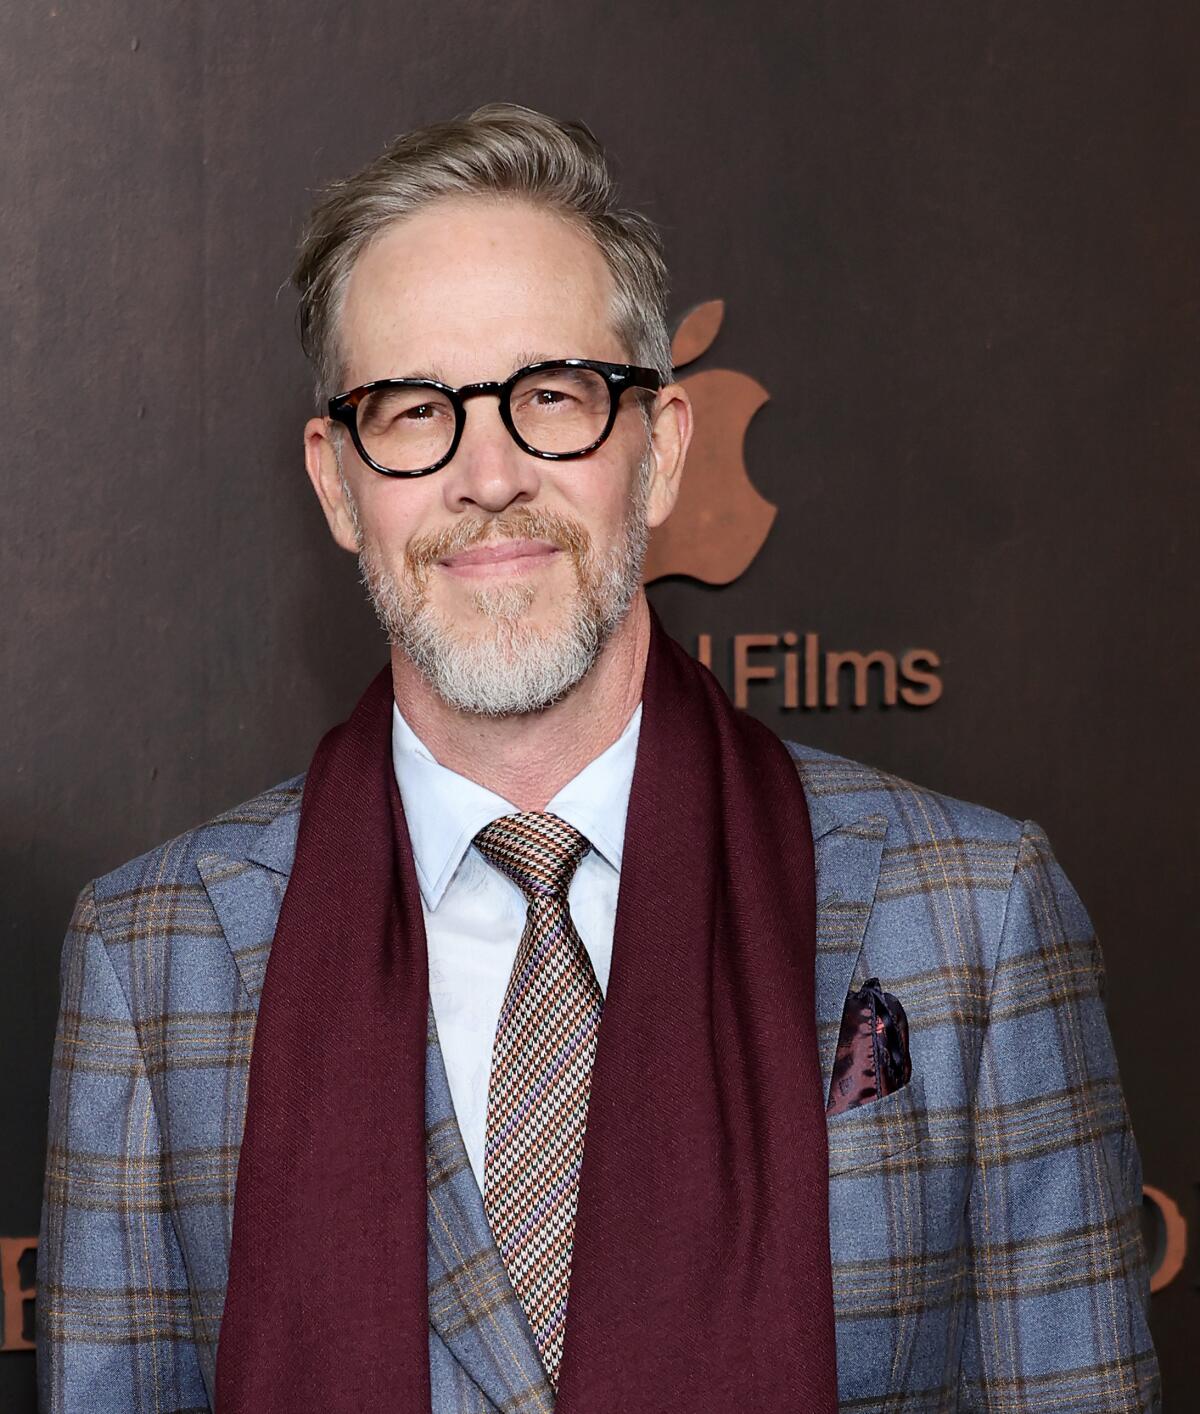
[390, 594, 651, 811]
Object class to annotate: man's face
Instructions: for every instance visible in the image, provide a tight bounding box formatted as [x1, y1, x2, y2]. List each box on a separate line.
[304, 197, 685, 716]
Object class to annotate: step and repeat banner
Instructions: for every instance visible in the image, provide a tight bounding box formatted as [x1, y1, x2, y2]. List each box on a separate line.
[2, 2, 1195, 1406]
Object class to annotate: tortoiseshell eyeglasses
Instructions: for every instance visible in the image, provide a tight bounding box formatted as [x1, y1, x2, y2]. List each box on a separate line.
[328, 358, 662, 478]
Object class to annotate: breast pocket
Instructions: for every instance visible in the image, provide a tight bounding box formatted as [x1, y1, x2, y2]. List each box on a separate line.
[825, 1072, 928, 1177]
[826, 1074, 934, 1403]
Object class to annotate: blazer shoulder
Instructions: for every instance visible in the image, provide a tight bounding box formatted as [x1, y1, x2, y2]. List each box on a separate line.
[784, 739, 1024, 850]
[89, 772, 307, 911]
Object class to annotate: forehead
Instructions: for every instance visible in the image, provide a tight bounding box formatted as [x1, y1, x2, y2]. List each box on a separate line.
[338, 197, 624, 385]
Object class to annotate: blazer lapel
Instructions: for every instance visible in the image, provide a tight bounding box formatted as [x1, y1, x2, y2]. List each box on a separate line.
[195, 805, 301, 1010]
[425, 1009, 554, 1412]
[801, 763, 889, 1099]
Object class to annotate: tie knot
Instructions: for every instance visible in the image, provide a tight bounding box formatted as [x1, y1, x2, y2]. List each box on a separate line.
[473, 812, 590, 900]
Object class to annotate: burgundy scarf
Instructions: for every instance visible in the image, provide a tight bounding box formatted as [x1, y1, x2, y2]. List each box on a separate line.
[216, 614, 838, 1411]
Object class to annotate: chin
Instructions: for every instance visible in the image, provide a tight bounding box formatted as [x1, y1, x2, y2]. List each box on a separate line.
[361, 520, 644, 716]
[415, 609, 600, 717]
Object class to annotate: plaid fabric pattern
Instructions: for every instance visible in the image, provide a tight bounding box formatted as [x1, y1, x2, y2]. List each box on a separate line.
[473, 814, 599, 1389]
[426, 1004, 555, 1413]
[37, 745, 1159, 1412]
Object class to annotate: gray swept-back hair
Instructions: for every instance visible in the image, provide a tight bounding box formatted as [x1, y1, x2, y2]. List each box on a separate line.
[292, 103, 672, 406]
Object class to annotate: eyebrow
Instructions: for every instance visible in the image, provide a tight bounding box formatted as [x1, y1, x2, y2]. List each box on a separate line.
[398, 351, 556, 384]
[511, 350, 554, 371]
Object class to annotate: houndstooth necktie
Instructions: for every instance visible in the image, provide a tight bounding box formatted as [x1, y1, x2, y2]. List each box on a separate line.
[473, 812, 602, 1389]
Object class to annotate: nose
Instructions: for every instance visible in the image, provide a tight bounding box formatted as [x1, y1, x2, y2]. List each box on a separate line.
[440, 393, 542, 515]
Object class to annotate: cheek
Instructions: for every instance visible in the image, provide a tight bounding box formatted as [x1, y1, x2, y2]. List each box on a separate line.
[556, 440, 646, 536]
[550, 484, 628, 559]
[356, 481, 431, 556]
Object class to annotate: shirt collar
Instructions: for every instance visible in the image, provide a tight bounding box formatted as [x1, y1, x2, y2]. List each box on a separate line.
[391, 700, 642, 911]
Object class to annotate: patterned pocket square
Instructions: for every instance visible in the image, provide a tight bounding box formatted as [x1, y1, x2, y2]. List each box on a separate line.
[826, 978, 912, 1117]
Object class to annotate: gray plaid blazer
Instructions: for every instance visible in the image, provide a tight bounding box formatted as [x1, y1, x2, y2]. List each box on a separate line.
[37, 745, 1160, 1412]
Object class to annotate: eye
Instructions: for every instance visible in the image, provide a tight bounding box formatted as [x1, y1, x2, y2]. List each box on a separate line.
[510, 367, 609, 431]
[528, 386, 575, 407]
[358, 386, 453, 435]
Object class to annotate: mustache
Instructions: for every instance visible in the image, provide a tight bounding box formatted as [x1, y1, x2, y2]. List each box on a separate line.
[404, 506, 592, 576]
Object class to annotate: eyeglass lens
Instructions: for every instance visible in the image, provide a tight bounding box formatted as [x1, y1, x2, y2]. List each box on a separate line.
[355, 365, 613, 472]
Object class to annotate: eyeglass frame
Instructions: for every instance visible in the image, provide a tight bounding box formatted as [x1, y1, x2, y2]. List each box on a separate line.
[327, 357, 664, 478]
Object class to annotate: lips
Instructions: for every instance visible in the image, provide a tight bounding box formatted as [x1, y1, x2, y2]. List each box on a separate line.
[438, 538, 561, 576]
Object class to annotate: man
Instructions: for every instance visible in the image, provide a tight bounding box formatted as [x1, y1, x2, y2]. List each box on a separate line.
[38, 104, 1158, 1412]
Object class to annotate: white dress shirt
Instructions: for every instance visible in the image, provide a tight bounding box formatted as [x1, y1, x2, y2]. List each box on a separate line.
[391, 700, 642, 1195]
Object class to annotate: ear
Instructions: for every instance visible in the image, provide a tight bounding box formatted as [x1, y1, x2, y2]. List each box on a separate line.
[643, 383, 693, 530]
[304, 417, 360, 553]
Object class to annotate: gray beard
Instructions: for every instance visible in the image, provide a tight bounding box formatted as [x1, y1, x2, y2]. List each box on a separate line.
[355, 475, 650, 718]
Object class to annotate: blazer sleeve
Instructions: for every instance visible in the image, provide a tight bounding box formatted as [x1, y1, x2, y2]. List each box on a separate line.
[958, 822, 1160, 1411]
[37, 884, 209, 1414]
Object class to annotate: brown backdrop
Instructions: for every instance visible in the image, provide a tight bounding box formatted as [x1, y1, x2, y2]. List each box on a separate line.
[2, 1, 1197, 1405]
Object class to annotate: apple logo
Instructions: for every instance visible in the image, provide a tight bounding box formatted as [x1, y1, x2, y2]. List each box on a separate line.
[643, 300, 777, 584]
